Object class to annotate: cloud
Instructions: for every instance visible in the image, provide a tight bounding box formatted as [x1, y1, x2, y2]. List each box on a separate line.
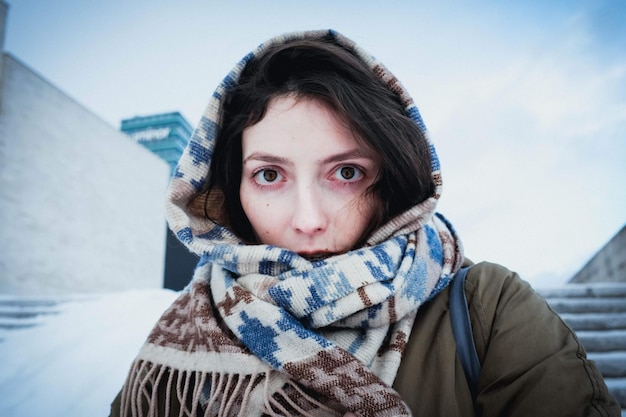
[427, 3, 626, 286]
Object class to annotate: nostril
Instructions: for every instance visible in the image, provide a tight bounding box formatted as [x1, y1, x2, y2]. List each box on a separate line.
[292, 208, 327, 234]
[292, 219, 326, 235]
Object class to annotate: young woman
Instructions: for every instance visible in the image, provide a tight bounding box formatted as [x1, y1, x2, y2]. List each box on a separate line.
[111, 30, 619, 416]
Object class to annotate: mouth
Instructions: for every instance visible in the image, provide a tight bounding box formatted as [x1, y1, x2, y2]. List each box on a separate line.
[298, 251, 336, 261]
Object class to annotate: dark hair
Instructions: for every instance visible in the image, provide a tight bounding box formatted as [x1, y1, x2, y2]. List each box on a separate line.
[201, 36, 434, 245]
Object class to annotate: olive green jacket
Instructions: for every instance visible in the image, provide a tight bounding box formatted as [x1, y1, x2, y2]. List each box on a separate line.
[393, 261, 620, 416]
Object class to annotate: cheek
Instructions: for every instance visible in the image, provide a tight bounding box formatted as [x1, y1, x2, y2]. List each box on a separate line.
[336, 195, 379, 245]
[240, 186, 283, 240]
[240, 185, 260, 218]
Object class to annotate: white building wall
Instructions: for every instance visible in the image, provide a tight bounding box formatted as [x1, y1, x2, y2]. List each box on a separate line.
[0, 53, 170, 294]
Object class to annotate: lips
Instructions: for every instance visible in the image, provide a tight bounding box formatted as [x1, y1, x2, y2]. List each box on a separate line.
[298, 251, 336, 261]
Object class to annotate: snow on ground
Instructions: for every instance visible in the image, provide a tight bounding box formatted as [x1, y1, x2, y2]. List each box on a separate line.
[0, 289, 178, 417]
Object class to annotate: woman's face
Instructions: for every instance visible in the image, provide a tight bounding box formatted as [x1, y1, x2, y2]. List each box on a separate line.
[240, 96, 381, 257]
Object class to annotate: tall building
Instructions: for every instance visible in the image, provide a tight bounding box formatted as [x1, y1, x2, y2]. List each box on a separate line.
[121, 112, 193, 175]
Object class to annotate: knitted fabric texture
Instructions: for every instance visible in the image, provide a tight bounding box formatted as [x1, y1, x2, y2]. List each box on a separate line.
[117, 30, 464, 417]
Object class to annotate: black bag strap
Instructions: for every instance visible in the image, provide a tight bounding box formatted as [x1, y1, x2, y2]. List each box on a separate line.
[449, 266, 481, 401]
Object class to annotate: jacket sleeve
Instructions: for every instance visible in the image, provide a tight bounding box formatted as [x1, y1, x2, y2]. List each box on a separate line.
[109, 389, 122, 417]
[467, 262, 620, 417]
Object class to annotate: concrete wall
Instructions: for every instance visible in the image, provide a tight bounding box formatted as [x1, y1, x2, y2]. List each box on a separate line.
[570, 225, 626, 283]
[0, 53, 170, 294]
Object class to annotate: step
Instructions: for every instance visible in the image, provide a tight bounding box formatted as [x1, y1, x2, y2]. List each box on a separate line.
[0, 295, 91, 340]
[576, 330, 626, 352]
[546, 298, 626, 314]
[0, 296, 61, 307]
[0, 294, 92, 308]
[605, 377, 626, 409]
[538, 284, 626, 299]
[559, 312, 626, 331]
[0, 316, 48, 330]
[588, 351, 626, 377]
[0, 304, 62, 319]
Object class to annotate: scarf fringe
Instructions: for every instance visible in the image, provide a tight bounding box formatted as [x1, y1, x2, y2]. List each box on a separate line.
[118, 359, 344, 417]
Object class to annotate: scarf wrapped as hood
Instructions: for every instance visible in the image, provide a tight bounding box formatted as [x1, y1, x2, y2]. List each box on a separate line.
[117, 30, 464, 417]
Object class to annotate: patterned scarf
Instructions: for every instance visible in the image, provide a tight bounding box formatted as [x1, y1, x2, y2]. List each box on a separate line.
[116, 30, 463, 417]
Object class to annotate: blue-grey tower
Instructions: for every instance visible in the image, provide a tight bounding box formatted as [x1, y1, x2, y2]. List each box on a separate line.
[121, 112, 193, 176]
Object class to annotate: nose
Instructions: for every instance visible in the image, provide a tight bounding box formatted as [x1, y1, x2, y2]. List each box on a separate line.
[291, 184, 328, 235]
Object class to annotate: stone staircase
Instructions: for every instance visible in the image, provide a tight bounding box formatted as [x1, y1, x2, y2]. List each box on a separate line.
[538, 283, 626, 414]
[0, 295, 67, 342]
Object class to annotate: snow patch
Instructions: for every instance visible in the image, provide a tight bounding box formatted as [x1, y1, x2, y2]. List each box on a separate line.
[0, 290, 178, 417]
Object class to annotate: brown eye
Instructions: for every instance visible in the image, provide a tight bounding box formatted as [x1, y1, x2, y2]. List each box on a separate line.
[340, 167, 355, 179]
[255, 169, 281, 184]
[263, 170, 278, 182]
[335, 166, 361, 182]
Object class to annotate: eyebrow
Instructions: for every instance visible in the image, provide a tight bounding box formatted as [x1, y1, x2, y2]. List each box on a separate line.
[243, 149, 375, 165]
[320, 149, 374, 165]
[242, 153, 292, 165]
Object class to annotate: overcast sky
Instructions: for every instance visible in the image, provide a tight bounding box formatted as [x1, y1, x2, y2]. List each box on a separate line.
[3, 0, 625, 287]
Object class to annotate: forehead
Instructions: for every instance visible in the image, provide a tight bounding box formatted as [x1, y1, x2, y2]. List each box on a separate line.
[241, 96, 370, 158]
